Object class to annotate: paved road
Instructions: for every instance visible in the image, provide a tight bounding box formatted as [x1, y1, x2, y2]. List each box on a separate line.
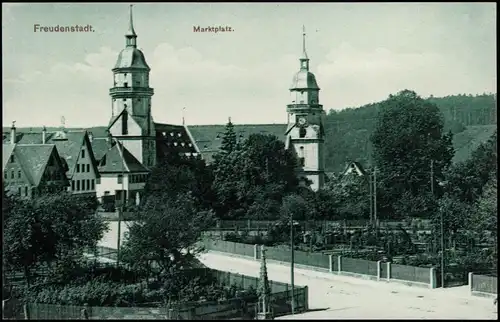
[198, 252, 497, 320]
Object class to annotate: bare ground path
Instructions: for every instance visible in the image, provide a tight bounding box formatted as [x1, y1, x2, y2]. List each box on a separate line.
[198, 252, 497, 320]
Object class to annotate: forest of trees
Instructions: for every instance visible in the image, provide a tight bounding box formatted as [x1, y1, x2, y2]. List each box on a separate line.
[324, 93, 496, 173]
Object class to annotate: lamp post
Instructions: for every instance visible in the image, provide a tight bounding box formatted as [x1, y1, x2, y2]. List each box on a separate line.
[116, 139, 126, 266]
[437, 179, 447, 289]
[290, 212, 295, 315]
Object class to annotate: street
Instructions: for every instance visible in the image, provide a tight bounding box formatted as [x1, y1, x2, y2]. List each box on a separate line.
[198, 252, 497, 320]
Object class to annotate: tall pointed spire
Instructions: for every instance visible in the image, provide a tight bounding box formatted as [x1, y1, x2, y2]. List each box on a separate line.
[299, 25, 309, 71]
[125, 4, 137, 47]
[301, 25, 308, 59]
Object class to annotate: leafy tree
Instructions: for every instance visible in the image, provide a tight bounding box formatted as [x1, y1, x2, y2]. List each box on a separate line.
[468, 175, 497, 270]
[3, 193, 104, 286]
[142, 153, 215, 211]
[370, 90, 454, 219]
[212, 133, 299, 220]
[323, 174, 370, 220]
[444, 131, 497, 204]
[121, 193, 215, 280]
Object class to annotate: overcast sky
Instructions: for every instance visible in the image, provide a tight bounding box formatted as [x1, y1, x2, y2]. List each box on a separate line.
[2, 2, 496, 128]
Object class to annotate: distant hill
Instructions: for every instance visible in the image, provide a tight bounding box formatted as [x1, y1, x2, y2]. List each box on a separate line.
[3, 94, 496, 173]
[452, 125, 497, 164]
[323, 93, 496, 172]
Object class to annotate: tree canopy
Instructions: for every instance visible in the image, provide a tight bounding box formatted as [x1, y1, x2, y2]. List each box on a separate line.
[370, 90, 454, 219]
[211, 132, 299, 220]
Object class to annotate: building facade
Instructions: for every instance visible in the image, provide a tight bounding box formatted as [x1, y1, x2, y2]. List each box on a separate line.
[285, 27, 326, 191]
[3, 125, 69, 198]
[95, 140, 149, 210]
[5, 125, 100, 197]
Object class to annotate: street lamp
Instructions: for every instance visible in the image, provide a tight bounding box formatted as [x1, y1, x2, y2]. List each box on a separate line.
[290, 212, 295, 315]
[437, 180, 447, 288]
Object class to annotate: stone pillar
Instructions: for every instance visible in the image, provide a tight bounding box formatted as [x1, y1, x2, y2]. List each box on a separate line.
[304, 285, 309, 311]
[468, 272, 473, 294]
[377, 261, 381, 281]
[254, 244, 259, 260]
[386, 262, 391, 281]
[329, 254, 333, 273]
[430, 267, 437, 289]
[337, 255, 342, 273]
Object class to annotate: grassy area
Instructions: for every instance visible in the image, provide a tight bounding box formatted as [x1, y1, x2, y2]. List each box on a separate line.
[452, 125, 497, 163]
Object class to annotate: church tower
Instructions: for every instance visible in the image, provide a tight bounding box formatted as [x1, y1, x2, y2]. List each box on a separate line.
[285, 26, 325, 191]
[108, 5, 156, 168]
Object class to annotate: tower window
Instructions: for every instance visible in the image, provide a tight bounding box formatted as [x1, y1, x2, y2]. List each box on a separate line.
[122, 111, 128, 135]
[299, 157, 305, 167]
[11, 171, 14, 179]
[299, 127, 306, 138]
[72, 180, 75, 191]
[10, 155, 14, 163]
[124, 82, 128, 88]
[18, 170, 21, 178]
[81, 150, 85, 158]
[86, 164, 90, 172]
[76, 164, 80, 173]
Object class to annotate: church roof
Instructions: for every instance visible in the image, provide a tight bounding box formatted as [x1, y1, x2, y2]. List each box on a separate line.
[290, 70, 320, 90]
[186, 123, 287, 162]
[98, 141, 149, 174]
[155, 123, 198, 158]
[113, 47, 150, 70]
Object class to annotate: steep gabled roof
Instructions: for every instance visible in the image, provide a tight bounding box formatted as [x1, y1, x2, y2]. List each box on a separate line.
[5, 130, 98, 179]
[13, 144, 59, 186]
[342, 161, 367, 177]
[98, 141, 149, 173]
[90, 138, 111, 162]
[2, 144, 15, 170]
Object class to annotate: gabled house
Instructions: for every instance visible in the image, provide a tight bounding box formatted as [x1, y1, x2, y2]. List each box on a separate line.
[3, 143, 69, 198]
[342, 161, 367, 177]
[95, 140, 150, 210]
[4, 125, 100, 196]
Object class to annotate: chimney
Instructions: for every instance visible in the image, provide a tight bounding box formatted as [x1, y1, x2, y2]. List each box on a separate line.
[42, 126, 47, 144]
[10, 121, 16, 144]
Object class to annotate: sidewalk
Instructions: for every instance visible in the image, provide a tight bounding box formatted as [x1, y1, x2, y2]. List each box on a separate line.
[198, 251, 497, 320]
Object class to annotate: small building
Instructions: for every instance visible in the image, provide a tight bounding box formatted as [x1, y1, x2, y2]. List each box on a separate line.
[3, 142, 69, 199]
[342, 161, 367, 177]
[95, 140, 149, 210]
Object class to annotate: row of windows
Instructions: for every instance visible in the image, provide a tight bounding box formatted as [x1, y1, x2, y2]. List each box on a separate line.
[16, 186, 29, 197]
[117, 174, 148, 184]
[4, 170, 21, 179]
[76, 163, 91, 173]
[44, 171, 64, 182]
[72, 179, 95, 192]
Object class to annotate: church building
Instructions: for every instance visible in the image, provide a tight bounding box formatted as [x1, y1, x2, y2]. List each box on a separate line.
[95, 5, 198, 206]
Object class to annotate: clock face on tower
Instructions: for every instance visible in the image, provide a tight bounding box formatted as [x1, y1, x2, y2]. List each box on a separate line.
[298, 117, 307, 126]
